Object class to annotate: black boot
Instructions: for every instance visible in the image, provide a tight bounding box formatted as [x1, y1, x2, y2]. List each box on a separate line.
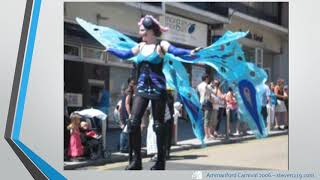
[125, 124, 142, 170]
[125, 157, 142, 170]
[165, 120, 173, 160]
[150, 123, 166, 170]
[166, 149, 171, 160]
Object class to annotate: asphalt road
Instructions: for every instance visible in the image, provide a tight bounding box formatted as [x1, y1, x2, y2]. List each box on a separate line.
[81, 135, 288, 170]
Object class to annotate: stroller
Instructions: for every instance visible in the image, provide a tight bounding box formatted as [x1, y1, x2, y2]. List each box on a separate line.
[77, 108, 111, 160]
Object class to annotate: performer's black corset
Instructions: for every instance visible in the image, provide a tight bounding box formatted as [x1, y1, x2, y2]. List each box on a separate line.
[136, 61, 166, 100]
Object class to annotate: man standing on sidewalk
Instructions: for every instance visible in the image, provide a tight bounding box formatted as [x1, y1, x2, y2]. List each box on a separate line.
[197, 74, 214, 140]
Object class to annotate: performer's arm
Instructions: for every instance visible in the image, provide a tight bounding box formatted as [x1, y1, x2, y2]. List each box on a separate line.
[160, 41, 192, 56]
[106, 44, 140, 59]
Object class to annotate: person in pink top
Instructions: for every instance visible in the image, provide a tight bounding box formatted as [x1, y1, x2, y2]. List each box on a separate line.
[225, 87, 240, 136]
[67, 113, 84, 159]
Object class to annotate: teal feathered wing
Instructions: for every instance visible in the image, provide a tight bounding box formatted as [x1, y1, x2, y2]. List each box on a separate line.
[178, 31, 268, 138]
[76, 17, 139, 63]
[163, 54, 205, 143]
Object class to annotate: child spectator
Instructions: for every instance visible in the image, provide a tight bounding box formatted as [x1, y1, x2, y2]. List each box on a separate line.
[67, 113, 84, 159]
[80, 121, 102, 160]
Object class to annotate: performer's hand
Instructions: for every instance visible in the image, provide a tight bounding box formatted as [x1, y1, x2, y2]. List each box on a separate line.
[190, 47, 203, 55]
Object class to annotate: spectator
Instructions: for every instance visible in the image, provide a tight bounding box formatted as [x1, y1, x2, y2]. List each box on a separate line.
[274, 79, 288, 130]
[80, 121, 102, 160]
[284, 85, 289, 112]
[67, 113, 84, 160]
[267, 82, 277, 131]
[261, 82, 269, 128]
[197, 74, 214, 140]
[212, 79, 225, 137]
[119, 77, 136, 153]
[209, 80, 220, 138]
[225, 87, 240, 136]
[284, 85, 289, 128]
[98, 85, 110, 115]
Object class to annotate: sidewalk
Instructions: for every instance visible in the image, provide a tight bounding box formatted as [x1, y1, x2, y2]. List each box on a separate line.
[64, 119, 288, 170]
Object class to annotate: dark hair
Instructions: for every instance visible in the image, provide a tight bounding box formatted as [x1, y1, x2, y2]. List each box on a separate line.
[202, 74, 209, 81]
[228, 87, 233, 92]
[142, 16, 162, 37]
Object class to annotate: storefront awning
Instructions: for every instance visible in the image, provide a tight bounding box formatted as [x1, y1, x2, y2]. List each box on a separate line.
[229, 8, 288, 37]
[123, 2, 163, 15]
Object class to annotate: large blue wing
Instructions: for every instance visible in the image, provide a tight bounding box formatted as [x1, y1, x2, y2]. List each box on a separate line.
[163, 54, 205, 143]
[176, 31, 268, 138]
[76, 17, 137, 50]
[76, 17, 139, 62]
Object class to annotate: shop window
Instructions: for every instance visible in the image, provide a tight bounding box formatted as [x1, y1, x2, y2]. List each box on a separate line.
[242, 46, 255, 63]
[64, 44, 80, 56]
[65, 93, 83, 107]
[83, 47, 105, 62]
[255, 48, 264, 67]
[264, 67, 271, 81]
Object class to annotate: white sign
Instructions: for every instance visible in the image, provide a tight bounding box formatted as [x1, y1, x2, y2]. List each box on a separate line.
[160, 14, 208, 47]
[65, 93, 83, 107]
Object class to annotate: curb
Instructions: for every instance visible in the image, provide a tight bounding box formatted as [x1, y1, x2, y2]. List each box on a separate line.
[64, 130, 288, 170]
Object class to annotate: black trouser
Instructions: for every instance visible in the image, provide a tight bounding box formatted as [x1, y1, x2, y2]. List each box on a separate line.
[165, 119, 173, 156]
[216, 107, 226, 132]
[261, 106, 268, 127]
[128, 95, 166, 167]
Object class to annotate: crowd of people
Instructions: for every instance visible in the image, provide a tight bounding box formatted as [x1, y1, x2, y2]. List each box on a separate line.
[197, 74, 289, 141]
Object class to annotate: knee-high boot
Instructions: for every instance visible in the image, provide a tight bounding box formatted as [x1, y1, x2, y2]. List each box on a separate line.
[150, 123, 166, 170]
[165, 120, 173, 159]
[125, 120, 142, 170]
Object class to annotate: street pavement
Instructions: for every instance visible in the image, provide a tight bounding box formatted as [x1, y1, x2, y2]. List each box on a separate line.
[64, 117, 288, 170]
[80, 135, 288, 170]
[105, 116, 258, 152]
